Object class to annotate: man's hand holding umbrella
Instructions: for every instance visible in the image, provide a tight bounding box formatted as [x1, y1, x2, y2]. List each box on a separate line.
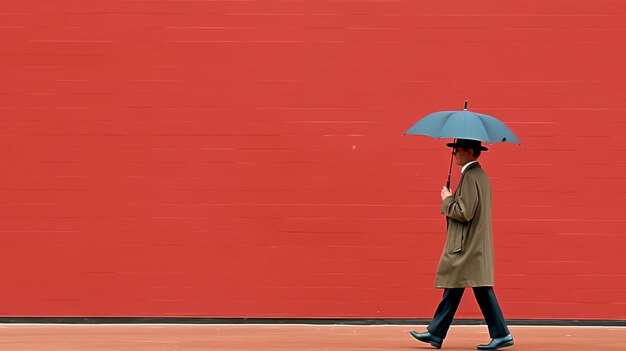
[441, 187, 452, 201]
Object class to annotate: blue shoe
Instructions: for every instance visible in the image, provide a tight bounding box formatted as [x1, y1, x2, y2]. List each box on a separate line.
[409, 330, 443, 349]
[477, 334, 514, 350]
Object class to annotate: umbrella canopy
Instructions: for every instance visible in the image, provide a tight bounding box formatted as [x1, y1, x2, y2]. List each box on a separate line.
[404, 103, 521, 145]
[404, 101, 521, 188]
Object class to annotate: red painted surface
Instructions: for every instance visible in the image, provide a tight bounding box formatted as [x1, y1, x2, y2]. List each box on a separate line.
[1, 1, 625, 319]
[1, 325, 626, 351]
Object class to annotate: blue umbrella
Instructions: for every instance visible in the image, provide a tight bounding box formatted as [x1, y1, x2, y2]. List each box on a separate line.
[404, 101, 521, 188]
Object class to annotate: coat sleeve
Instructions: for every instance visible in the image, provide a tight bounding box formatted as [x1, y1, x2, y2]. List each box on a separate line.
[440, 173, 479, 223]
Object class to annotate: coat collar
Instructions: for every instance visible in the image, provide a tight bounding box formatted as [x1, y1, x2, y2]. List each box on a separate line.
[455, 162, 481, 196]
[462, 161, 481, 174]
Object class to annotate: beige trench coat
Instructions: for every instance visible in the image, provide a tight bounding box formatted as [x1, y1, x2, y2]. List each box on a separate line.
[435, 162, 495, 288]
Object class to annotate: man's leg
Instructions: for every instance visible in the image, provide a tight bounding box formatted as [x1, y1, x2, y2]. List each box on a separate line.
[427, 288, 465, 339]
[472, 287, 510, 338]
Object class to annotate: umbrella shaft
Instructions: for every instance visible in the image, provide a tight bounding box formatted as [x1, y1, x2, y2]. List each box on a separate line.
[446, 140, 455, 189]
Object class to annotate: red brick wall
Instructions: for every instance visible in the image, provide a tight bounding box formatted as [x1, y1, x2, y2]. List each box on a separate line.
[1, 1, 625, 319]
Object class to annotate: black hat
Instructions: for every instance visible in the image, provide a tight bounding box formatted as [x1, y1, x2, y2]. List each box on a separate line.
[446, 138, 489, 151]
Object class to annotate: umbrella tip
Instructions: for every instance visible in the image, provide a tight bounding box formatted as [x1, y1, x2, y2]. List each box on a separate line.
[464, 100, 468, 110]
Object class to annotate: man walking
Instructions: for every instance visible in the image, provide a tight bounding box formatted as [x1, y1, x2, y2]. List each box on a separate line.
[409, 139, 514, 350]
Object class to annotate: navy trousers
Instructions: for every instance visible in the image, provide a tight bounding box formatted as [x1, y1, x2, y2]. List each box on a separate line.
[426, 287, 510, 339]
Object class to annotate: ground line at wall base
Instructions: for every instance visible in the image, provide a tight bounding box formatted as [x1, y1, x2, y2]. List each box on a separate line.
[0, 318, 624, 326]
